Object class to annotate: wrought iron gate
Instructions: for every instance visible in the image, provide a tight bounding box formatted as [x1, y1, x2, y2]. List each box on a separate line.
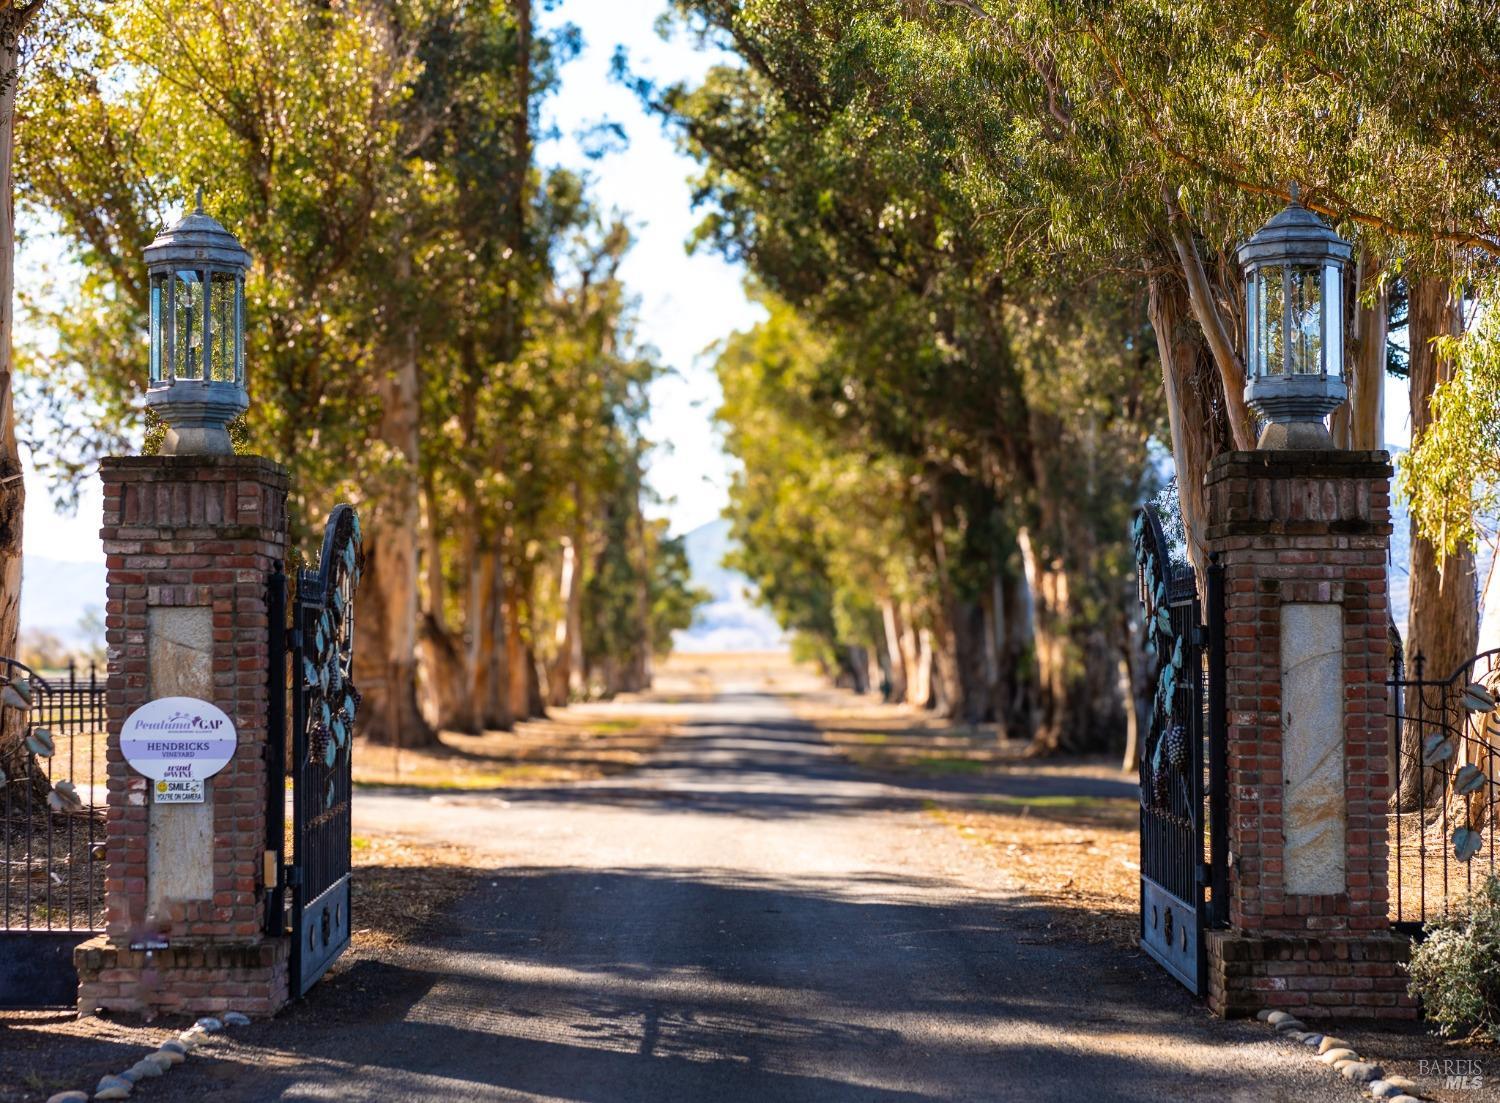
[1133, 508, 1227, 995]
[0, 661, 107, 1007]
[269, 505, 362, 997]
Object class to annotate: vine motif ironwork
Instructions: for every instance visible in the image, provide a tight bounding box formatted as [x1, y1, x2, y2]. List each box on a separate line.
[1133, 509, 1189, 814]
[300, 505, 363, 787]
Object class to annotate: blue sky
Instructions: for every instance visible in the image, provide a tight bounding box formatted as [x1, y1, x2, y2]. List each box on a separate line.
[19, 1, 760, 567]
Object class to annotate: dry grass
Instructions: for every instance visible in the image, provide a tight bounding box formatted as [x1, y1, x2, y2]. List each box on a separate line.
[809, 694, 1126, 782]
[929, 797, 1140, 947]
[1388, 810, 1500, 926]
[348, 833, 481, 952]
[351, 710, 677, 790]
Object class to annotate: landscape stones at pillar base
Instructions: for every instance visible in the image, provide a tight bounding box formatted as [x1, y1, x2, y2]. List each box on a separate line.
[93, 1075, 134, 1100]
[44, 1093, 88, 1103]
[1316, 1036, 1352, 1055]
[1338, 1062, 1383, 1083]
[1318, 1048, 1359, 1065]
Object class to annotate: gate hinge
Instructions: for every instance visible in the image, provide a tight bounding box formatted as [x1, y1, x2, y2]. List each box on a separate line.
[285, 865, 302, 888]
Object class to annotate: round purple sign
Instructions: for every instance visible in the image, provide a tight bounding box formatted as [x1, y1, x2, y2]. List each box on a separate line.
[120, 696, 238, 782]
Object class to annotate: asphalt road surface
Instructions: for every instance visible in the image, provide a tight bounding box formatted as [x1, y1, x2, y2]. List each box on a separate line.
[158, 688, 1368, 1102]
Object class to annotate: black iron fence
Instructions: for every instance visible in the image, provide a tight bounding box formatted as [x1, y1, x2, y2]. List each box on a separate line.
[2, 660, 108, 933]
[1388, 645, 1500, 932]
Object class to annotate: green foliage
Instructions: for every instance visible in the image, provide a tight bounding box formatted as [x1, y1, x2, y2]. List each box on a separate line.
[1408, 876, 1500, 1042]
[1401, 306, 1500, 558]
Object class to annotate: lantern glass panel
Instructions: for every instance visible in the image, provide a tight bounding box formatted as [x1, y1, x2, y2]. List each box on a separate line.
[236, 276, 245, 381]
[1257, 265, 1285, 377]
[149, 273, 166, 383]
[1289, 265, 1323, 376]
[1324, 262, 1343, 380]
[210, 271, 238, 383]
[171, 269, 206, 380]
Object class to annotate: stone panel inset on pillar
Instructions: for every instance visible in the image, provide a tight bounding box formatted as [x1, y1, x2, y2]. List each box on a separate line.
[1280, 603, 1346, 896]
[146, 605, 216, 917]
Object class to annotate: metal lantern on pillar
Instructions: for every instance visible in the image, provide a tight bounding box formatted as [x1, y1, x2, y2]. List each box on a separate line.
[1236, 186, 1353, 449]
[143, 193, 250, 455]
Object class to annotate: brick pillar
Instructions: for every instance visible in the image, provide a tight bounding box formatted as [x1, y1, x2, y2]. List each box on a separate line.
[75, 455, 291, 1018]
[1203, 449, 1415, 1020]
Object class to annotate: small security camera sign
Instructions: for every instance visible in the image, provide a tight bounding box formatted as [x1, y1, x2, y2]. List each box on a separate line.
[121, 696, 237, 782]
[154, 777, 205, 804]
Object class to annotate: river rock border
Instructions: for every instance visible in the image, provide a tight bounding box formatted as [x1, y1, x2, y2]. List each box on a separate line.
[1254, 1007, 1428, 1102]
[43, 1011, 252, 1102]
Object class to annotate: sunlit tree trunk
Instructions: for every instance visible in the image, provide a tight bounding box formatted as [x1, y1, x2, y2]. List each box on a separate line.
[1349, 251, 1388, 452]
[548, 521, 586, 707]
[880, 598, 907, 702]
[1400, 275, 1478, 810]
[354, 298, 434, 747]
[1147, 271, 1229, 582]
[417, 474, 468, 731]
[0, 4, 38, 793]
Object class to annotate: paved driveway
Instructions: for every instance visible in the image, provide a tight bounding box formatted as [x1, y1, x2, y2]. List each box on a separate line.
[149, 690, 1363, 1101]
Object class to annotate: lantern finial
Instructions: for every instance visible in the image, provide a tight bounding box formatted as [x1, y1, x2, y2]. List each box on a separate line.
[142, 206, 251, 456]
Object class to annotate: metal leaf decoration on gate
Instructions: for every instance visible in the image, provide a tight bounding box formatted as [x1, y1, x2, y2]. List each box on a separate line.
[1134, 508, 1193, 814]
[301, 506, 363, 771]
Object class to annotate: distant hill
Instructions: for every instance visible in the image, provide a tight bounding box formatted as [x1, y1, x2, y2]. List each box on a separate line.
[21, 556, 107, 645]
[674, 518, 786, 653]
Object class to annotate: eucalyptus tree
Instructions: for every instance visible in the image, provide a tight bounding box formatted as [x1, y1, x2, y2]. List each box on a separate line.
[0, 0, 43, 787]
[654, 3, 1164, 750]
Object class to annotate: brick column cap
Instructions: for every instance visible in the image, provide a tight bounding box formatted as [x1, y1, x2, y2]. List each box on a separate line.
[101, 453, 289, 487]
[1206, 448, 1392, 486]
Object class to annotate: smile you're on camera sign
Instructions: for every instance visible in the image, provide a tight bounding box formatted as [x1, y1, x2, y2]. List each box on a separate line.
[121, 697, 238, 804]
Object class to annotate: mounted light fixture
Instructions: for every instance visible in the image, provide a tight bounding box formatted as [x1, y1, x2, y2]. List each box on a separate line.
[1236, 185, 1353, 449]
[143, 190, 250, 455]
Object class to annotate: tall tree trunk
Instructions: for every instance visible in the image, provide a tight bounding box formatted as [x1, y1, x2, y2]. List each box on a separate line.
[417, 473, 468, 731]
[1400, 276, 1479, 809]
[354, 304, 434, 747]
[0, 7, 36, 792]
[548, 524, 586, 707]
[1147, 271, 1229, 583]
[880, 598, 907, 703]
[1349, 251, 1388, 452]
[465, 546, 509, 731]
[999, 566, 1036, 739]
